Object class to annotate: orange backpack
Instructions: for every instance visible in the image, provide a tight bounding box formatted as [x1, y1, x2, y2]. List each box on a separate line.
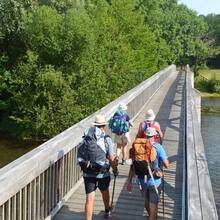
[131, 138, 157, 177]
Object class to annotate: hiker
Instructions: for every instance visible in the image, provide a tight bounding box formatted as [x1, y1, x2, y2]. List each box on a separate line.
[136, 109, 163, 143]
[77, 115, 118, 220]
[127, 127, 169, 220]
[109, 103, 133, 165]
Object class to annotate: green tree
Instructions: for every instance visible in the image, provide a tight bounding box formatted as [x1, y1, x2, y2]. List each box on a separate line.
[24, 6, 62, 66]
[205, 14, 220, 68]
[8, 51, 81, 138]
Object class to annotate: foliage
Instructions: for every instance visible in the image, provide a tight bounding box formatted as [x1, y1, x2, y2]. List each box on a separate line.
[0, 0, 218, 139]
[204, 14, 220, 68]
[194, 78, 216, 93]
[8, 52, 81, 138]
[24, 6, 63, 65]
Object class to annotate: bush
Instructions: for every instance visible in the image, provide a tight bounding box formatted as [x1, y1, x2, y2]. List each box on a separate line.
[214, 81, 220, 93]
[194, 77, 216, 93]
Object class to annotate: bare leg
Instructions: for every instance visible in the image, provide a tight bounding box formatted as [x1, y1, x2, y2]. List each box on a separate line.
[85, 191, 95, 220]
[121, 144, 127, 161]
[144, 200, 150, 216]
[148, 202, 158, 220]
[101, 189, 110, 210]
[116, 145, 122, 158]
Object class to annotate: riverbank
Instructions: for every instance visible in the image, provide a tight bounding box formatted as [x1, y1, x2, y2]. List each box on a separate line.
[201, 95, 220, 114]
[200, 91, 220, 98]
[195, 68, 220, 99]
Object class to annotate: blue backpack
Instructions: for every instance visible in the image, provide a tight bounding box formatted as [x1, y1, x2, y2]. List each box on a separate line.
[109, 112, 129, 135]
[77, 126, 110, 174]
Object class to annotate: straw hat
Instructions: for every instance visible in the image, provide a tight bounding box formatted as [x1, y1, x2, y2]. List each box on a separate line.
[145, 109, 155, 121]
[118, 103, 127, 111]
[145, 127, 157, 137]
[92, 115, 108, 126]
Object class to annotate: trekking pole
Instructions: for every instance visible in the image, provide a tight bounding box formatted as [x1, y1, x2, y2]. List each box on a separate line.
[110, 174, 117, 211]
[147, 162, 158, 195]
[162, 167, 165, 219]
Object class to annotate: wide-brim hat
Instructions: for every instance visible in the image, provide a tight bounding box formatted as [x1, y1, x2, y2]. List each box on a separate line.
[145, 109, 155, 121]
[92, 115, 108, 126]
[118, 103, 127, 111]
[145, 127, 157, 137]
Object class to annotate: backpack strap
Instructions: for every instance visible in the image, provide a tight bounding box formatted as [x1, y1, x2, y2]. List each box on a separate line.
[143, 121, 148, 133]
[104, 135, 110, 156]
[149, 141, 161, 170]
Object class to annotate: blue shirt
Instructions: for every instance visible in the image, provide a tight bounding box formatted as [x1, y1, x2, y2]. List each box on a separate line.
[82, 126, 114, 179]
[139, 142, 167, 188]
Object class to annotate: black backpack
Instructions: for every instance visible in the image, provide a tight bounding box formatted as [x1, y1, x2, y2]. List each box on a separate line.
[77, 126, 110, 174]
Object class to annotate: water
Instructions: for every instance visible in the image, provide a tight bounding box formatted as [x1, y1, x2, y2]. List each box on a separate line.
[202, 97, 220, 107]
[201, 98, 220, 217]
[0, 134, 41, 168]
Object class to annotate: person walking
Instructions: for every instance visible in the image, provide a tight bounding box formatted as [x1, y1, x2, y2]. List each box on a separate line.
[109, 103, 133, 165]
[127, 127, 169, 220]
[77, 115, 118, 220]
[136, 109, 163, 143]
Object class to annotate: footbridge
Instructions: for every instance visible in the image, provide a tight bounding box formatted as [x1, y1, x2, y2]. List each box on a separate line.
[0, 65, 218, 220]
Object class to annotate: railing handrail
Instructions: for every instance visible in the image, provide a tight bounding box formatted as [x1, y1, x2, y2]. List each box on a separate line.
[185, 65, 218, 220]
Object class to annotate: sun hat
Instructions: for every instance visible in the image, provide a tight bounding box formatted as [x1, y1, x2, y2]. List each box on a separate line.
[145, 127, 158, 137]
[145, 109, 155, 121]
[92, 115, 108, 126]
[118, 103, 128, 111]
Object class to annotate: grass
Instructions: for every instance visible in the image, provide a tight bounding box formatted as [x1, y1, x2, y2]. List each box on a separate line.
[199, 91, 220, 98]
[196, 69, 220, 98]
[199, 69, 220, 80]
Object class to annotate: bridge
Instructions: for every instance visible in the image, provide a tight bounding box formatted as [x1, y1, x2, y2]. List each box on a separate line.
[0, 65, 218, 220]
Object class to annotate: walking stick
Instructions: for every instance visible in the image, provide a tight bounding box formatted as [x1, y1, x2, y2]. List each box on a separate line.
[162, 168, 165, 219]
[110, 174, 117, 211]
[147, 162, 159, 195]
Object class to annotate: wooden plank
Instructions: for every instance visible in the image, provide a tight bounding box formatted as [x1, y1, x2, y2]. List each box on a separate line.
[18, 190, 22, 220]
[12, 195, 16, 220]
[1, 204, 5, 220]
[36, 177, 40, 220]
[40, 173, 45, 219]
[22, 187, 27, 220]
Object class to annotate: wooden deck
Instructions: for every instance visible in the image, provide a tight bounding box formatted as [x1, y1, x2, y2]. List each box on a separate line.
[53, 70, 185, 220]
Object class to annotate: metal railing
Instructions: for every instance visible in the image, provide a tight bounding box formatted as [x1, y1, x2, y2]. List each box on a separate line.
[0, 65, 176, 220]
[185, 66, 218, 220]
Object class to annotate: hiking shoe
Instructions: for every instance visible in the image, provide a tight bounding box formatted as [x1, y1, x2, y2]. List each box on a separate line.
[104, 209, 111, 218]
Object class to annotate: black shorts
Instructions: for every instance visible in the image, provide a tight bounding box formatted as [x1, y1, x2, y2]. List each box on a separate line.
[145, 185, 162, 204]
[83, 176, 111, 194]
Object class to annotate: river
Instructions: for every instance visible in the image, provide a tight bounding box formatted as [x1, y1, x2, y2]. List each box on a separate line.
[0, 135, 41, 168]
[201, 97, 220, 217]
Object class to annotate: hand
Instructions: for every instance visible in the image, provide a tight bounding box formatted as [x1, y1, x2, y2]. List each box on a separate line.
[127, 181, 132, 193]
[113, 168, 119, 176]
[114, 156, 119, 166]
[154, 168, 163, 177]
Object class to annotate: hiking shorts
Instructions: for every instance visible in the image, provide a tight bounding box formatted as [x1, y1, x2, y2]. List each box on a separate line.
[144, 185, 162, 204]
[83, 176, 111, 194]
[114, 132, 131, 145]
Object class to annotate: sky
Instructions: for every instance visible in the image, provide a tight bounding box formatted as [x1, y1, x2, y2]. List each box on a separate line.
[178, 0, 220, 15]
